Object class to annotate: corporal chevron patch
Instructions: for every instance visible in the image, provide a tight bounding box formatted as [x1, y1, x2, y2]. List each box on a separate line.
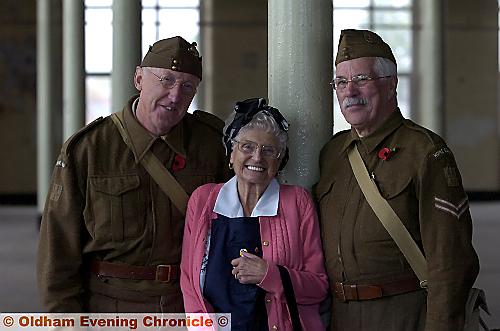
[434, 196, 469, 219]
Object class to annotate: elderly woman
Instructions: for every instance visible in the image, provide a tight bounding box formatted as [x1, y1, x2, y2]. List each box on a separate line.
[180, 98, 328, 330]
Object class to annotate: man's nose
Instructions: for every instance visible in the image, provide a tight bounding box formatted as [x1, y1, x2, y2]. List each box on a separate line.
[344, 80, 359, 96]
[167, 84, 183, 103]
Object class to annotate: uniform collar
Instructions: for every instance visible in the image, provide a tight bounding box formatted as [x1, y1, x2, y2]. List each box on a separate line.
[341, 109, 404, 154]
[213, 176, 280, 218]
[160, 121, 187, 158]
[122, 95, 187, 163]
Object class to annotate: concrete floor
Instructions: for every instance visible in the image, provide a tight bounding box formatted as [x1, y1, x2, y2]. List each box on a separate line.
[0, 204, 498, 327]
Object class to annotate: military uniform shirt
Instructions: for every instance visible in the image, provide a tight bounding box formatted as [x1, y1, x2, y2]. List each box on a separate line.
[37, 96, 231, 312]
[315, 110, 479, 331]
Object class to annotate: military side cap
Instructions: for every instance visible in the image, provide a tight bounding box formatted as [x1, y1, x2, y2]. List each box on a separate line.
[335, 29, 396, 66]
[141, 36, 202, 80]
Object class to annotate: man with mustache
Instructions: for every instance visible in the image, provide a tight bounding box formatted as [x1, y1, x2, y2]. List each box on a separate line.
[315, 29, 478, 330]
[37, 36, 230, 312]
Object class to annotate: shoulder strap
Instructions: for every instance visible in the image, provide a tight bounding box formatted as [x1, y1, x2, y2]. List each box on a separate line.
[347, 144, 428, 285]
[111, 113, 189, 216]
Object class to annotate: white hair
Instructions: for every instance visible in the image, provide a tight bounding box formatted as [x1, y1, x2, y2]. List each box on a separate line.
[233, 111, 288, 151]
[373, 57, 397, 77]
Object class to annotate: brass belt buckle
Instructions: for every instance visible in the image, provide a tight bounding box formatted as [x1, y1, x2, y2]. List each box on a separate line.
[156, 264, 172, 283]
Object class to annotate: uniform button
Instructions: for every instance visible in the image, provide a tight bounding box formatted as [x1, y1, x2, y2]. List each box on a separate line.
[262, 241, 269, 246]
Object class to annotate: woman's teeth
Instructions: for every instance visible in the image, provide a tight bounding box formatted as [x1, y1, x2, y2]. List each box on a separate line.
[246, 165, 264, 172]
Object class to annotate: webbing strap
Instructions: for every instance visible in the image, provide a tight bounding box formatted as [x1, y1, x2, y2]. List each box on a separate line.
[347, 144, 428, 284]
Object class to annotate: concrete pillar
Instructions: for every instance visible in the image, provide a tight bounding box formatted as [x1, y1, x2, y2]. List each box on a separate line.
[415, 0, 443, 134]
[37, 0, 63, 213]
[112, 0, 142, 112]
[63, 0, 85, 140]
[443, 0, 499, 190]
[200, 0, 268, 120]
[268, 0, 333, 188]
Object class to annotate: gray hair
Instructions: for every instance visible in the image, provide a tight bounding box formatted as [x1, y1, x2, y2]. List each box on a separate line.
[233, 111, 288, 152]
[373, 57, 397, 77]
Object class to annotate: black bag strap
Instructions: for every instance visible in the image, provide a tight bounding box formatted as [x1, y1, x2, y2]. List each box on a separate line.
[277, 265, 302, 331]
[250, 289, 268, 331]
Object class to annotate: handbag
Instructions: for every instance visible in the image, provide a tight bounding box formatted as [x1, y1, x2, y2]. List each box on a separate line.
[347, 144, 490, 331]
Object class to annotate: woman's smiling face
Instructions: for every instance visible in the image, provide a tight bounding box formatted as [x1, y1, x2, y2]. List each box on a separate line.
[230, 128, 281, 189]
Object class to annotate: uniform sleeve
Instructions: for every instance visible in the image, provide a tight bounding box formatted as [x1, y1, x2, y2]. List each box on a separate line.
[258, 188, 329, 305]
[417, 145, 479, 331]
[36, 151, 86, 312]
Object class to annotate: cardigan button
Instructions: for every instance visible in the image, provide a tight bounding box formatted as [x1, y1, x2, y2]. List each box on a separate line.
[262, 241, 269, 246]
[266, 298, 272, 303]
[272, 325, 278, 330]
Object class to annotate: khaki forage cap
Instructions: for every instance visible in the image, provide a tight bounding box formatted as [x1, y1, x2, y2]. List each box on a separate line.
[335, 29, 396, 66]
[141, 36, 202, 80]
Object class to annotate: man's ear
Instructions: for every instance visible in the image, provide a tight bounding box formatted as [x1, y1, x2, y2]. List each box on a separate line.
[388, 75, 398, 99]
[134, 66, 143, 91]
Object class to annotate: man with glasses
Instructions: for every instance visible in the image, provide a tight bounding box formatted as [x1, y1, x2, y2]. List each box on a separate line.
[315, 29, 478, 330]
[37, 36, 231, 312]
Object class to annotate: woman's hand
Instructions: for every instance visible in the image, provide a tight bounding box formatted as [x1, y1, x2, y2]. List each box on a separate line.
[231, 252, 268, 284]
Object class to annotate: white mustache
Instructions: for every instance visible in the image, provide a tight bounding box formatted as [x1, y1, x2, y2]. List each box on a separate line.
[343, 97, 368, 108]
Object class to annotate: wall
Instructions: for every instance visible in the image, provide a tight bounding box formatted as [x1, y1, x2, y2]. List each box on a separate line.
[0, 0, 37, 196]
[200, 0, 268, 121]
[444, 0, 499, 191]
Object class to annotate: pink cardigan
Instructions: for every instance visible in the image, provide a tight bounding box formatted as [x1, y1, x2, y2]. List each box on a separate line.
[180, 183, 328, 330]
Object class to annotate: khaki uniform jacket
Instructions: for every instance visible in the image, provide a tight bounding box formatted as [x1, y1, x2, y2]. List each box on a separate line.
[37, 96, 231, 312]
[315, 110, 479, 331]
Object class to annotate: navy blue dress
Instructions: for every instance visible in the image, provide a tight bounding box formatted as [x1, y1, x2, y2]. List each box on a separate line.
[203, 214, 268, 331]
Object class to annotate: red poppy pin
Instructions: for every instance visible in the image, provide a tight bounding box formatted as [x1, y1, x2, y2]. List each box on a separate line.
[378, 147, 398, 161]
[172, 154, 186, 172]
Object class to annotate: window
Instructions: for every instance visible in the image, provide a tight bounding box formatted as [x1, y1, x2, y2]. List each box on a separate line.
[85, 0, 112, 123]
[333, 0, 413, 133]
[85, 0, 200, 123]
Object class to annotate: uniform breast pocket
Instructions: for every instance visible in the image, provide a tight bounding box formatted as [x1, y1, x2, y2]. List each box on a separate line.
[379, 176, 417, 233]
[359, 176, 417, 243]
[86, 174, 145, 243]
